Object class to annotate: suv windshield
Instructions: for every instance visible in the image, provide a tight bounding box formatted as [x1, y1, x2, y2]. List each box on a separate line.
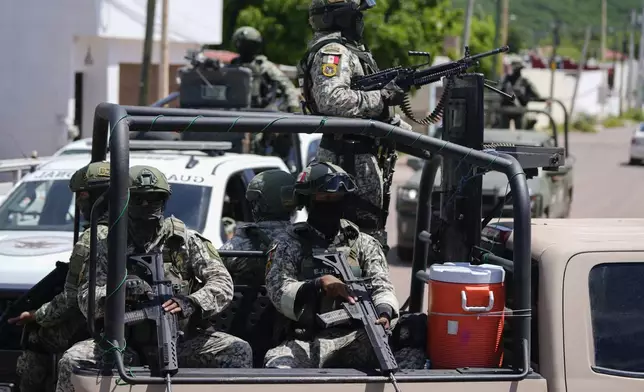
[0, 179, 212, 233]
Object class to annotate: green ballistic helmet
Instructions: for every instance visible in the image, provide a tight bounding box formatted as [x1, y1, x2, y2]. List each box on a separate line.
[128, 165, 172, 198]
[232, 26, 263, 49]
[246, 169, 296, 220]
[69, 161, 111, 193]
[293, 161, 357, 205]
[308, 0, 374, 31]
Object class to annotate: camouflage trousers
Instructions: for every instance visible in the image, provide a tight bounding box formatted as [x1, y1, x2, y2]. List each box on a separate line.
[317, 147, 384, 228]
[263, 328, 426, 369]
[16, 310, 87, 392]
[55, 331, 252, 392]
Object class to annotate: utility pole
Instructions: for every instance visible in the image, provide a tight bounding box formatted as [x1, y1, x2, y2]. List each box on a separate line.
[601, 0, 607, 61]
[637, 6, 644, 109]
[491, 0, 502, 80]
[158, 0, 169, 101]
[619, 29, 627, 115]
[570, 26, 592, 118]
[499, 0, 509, 77]
[548, 20, 561, 103]
[627, 10, 636, 109]
[139, 0, 157, 106]
[462, 0, 476, 51]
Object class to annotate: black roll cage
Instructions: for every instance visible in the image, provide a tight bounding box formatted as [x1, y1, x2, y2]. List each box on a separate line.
[84, 101, 532, 385]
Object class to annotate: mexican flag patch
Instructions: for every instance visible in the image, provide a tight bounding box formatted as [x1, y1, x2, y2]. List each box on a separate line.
[322, 55, 340, 65]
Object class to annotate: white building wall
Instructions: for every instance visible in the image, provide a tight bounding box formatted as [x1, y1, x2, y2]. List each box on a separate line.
[0, 0, 222, 159]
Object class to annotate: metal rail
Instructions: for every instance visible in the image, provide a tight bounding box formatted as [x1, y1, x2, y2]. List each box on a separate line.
[88, 102, 533, 385]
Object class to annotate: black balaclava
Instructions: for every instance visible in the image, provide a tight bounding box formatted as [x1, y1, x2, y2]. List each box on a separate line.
[337, 10, 365, 42]
[128, 192, 166, 250]
[77, 189, 108, 225]
[509, 67, 522, 84]
[307, 198, 346, 239]
[237, 41, 262, 63]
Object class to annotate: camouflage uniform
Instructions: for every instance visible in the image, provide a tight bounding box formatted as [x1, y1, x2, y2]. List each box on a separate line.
[15, 161, 111, 392]
[220, 169, 296, 286]
[299, 0, 411, 249]
[55, 166, 251, 392]
[231, 26, 301, 112]
[264, 162, 425, 369]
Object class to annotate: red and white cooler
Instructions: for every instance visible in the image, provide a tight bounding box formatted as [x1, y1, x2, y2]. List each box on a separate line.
[425, 262, 506, 369]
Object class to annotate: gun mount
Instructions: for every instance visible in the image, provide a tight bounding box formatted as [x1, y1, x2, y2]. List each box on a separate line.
[77, 71, 563, 387]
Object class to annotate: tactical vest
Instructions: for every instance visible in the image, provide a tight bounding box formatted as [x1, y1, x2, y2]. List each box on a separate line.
[243, 223, 273, 250]
[126, 217, 192, 352]
[298, 36, 379, 115]
[289, 222, 362, 316]
[234, 55, 272, 108]
[160, 216, 191, 296]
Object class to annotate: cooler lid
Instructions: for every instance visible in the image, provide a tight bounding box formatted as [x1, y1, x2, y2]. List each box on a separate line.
[427, 262, 505, 284]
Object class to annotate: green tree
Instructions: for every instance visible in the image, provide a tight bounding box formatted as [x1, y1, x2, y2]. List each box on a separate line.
[506, 26, 525, 52]
[223, 0, 462, 67]
[463, 15, 496, 76]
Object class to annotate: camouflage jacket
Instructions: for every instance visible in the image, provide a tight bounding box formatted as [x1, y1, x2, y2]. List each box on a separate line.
[78, 217, 234, 320]
[301, 31, 384, 118]
[220, 220, 290, 286]
[265, 219, 398, 323]
[232, 55, 301, 110]
[34, 224, 109, 327]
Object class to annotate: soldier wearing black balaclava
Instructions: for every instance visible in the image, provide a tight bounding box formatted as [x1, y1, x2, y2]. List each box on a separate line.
[298, 0, 411, 253]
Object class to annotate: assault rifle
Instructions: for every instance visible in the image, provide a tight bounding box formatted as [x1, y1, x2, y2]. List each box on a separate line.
[351, 45, 511, 125]
[351, 45, 509, 92]
[314, 252, 401, 392]
[0, 261, 69, 345]
[125, 253, 181, 392]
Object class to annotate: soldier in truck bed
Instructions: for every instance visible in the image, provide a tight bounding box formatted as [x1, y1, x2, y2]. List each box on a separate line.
[298, 0, 411, 252]
[10, 161, 111, 392]
[263, 162, 425, 369]
[55, 165, 252, 392]
[219, 169, 297, 286]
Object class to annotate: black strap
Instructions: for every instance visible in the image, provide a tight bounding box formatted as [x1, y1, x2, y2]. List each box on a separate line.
[245, 226, 272, 250]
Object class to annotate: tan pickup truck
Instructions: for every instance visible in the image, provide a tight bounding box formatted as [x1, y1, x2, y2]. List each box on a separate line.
[62, 218, 643, 392]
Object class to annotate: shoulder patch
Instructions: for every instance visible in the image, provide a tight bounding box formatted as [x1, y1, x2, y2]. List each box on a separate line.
[265, 243, 278, 276]
[319, 45, 341, 78]
[320, 43, 343, 56]
[192, 232, 219, 259]
[322, 63, 338, 77]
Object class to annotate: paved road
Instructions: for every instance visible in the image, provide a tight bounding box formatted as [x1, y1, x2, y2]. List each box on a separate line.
[384, 125, 642, 306]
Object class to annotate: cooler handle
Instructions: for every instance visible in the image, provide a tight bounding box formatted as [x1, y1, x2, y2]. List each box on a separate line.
[461, 290, 494, 312]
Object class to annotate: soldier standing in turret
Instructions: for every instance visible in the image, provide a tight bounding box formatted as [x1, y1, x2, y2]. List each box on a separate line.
[498, 61, 542, 129]
[298, 0, 411, 252]
[230, 26, 301, 113]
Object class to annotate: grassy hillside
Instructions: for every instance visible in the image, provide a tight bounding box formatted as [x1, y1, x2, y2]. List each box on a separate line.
[452, 0, 641, 54]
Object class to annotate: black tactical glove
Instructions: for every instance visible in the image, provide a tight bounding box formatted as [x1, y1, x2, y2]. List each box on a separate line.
[124, 275, 153, 302]
[170, 295, 196, 319]
[380, 80, 406, 107]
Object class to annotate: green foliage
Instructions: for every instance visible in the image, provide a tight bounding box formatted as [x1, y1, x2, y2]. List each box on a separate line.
[602, 116, 625, 128]
[506, 26, 526, 52]
[222, 0, 469, 68]
[622, 108, 644, 122]
[466, 15, 496, 77]
[452, 0, 641, 54]
[571, 113, 598, 133]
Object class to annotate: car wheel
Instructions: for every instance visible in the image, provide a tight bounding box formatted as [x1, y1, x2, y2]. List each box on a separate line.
[629, 157, 642, 165]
